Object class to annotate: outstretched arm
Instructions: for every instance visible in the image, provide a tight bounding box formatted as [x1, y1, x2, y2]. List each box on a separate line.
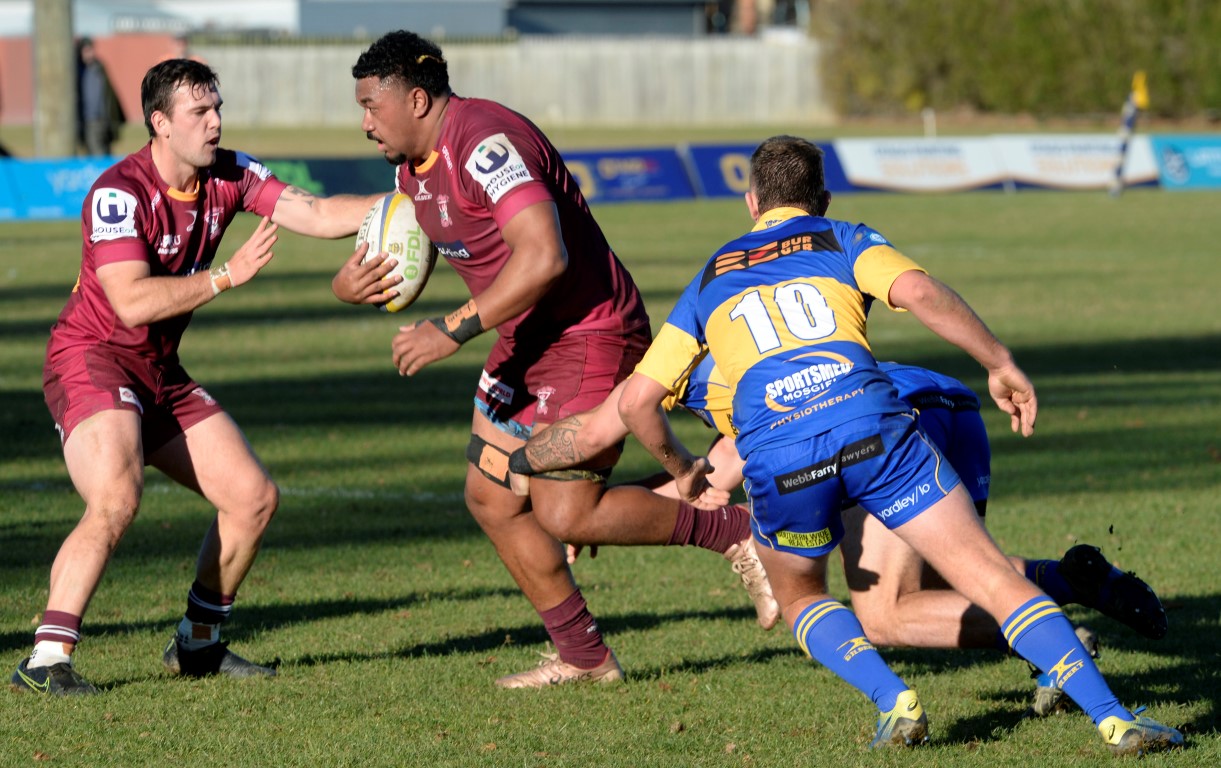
[98, 217, 278, 327]
[648, 433, 744, 499]
[515, 379, 633, 475]
[270, 185, 384, 239]
[888, 270, 1037, 436]
[618, 373, 720, 506]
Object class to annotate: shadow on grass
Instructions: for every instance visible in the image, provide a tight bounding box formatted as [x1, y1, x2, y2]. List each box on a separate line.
[883, 592, 1221, 746]
[0, 586, 523, 656]
[4, 589, 1217, 748]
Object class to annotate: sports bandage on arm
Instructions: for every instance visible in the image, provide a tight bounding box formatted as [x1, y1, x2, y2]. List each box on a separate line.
[427, 299, 484, 344]
[507, 447, 536, 476]
[209, 263, 233, 296]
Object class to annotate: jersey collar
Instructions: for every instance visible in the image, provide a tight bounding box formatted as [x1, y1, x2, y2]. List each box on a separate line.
[413, 150, 440, 175]
[752, 207, 811, 231]
[165, 178, 201, 202]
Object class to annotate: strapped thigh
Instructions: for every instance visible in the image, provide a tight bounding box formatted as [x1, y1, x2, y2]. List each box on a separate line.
[466, 433, 513, 489]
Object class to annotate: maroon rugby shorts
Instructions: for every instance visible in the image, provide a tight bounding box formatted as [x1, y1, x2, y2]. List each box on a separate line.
[43, 346, 223, 456]
[476, 327, 651, 433]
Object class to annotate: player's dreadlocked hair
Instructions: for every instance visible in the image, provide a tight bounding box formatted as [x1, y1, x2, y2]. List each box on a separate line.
[142, 58, 219, 137]
[352, 30, 450, 97]
[750, 135, 829, 216]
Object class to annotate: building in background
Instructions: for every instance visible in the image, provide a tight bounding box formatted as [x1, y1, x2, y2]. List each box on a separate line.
[0, 1, 813, 129]
[0, 0, 803, 39]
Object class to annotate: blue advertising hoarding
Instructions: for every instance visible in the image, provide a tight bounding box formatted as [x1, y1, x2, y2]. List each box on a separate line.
[0, 157, 118, 221]
[1150, 136, 1221, 190]
[0, 134, 1207, 223]
[561, 148, 695, 203]
[683, 142, 848, 197]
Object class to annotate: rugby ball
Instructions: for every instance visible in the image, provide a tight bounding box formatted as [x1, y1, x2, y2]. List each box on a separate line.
[357, 192, 436, 313]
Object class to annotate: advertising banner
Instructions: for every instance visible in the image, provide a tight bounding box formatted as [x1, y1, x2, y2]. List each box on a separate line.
[832, 138, 1005, 192]
[683, 142, 848, 197]
[993, 134, 1158, 189]
[264, 158, 397, 197]
[0, 157, 117, 221]
[1149, 135, 1221, 190]
[0, 163, 19, 220]
[266, 152, 698, 203]
[562, 148, 695, 203]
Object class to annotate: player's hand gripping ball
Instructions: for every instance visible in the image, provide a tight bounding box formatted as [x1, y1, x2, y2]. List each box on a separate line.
[357, 193, 437, 313]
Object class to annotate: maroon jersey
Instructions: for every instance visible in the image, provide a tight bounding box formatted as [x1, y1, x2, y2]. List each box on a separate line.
[394, 96, 649, 343]
[45, 145, 287, 364]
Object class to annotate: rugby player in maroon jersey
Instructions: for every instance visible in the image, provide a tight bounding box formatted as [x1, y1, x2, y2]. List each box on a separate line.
[332, 30, 776, 687]
[13, 58, 382, 695]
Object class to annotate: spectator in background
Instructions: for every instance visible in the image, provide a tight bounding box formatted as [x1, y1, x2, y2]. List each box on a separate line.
[76, 37, 125, 156]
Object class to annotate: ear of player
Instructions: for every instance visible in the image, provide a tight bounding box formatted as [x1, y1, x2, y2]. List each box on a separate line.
[357, 193, 438, 312]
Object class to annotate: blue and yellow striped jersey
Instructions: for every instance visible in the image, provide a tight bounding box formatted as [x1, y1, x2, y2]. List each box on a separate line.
[637, 208, 926, 455]
[663, 354, 736, 436]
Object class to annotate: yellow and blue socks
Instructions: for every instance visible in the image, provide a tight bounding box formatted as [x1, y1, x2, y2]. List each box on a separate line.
[793, 599, 908, 711]
[1002, 596, 1130, 724]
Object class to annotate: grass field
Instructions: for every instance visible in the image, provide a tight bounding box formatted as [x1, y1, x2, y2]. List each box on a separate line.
[1, 179, 1219, 766]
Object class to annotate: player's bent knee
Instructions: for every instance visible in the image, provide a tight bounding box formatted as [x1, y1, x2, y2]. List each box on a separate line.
[83, 491, 142, 539]
[256, 479, 280, 519]
[532, 495, 587, 541]
[219, 476, 279, 531]
[528, 472, 612, 540]
[854, 610, 902, 647]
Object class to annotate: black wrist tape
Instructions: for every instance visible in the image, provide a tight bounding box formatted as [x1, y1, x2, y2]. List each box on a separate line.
[428, 299, 484, 344]
[507, 447, 536, 476]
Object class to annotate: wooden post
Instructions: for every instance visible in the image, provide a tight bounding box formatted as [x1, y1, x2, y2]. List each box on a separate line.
[33, 0, 76, 158]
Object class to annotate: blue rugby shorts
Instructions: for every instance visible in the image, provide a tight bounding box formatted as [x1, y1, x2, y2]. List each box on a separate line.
[744, 411, 961, 557]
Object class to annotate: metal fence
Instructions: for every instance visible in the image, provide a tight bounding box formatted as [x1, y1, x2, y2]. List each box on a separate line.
[195, 35, 829, 128]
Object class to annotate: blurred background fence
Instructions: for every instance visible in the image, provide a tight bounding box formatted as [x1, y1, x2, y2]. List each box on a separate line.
[194, 35, 828, 128]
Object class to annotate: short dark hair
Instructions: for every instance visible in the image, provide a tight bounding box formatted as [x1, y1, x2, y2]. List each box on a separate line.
[141, 58, 219, 137]
[352, 30, 450, 96]
[749, 135, 827, 214]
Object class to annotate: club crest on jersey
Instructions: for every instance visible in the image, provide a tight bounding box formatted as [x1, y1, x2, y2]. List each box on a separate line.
[206, 209, 222, 239]
[118, 386, 144, 414]
[465, 133, 531, 204]
[535, 386, 557, 415]
[438, 195, 452, 227]
[90, 188, 138, 241]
